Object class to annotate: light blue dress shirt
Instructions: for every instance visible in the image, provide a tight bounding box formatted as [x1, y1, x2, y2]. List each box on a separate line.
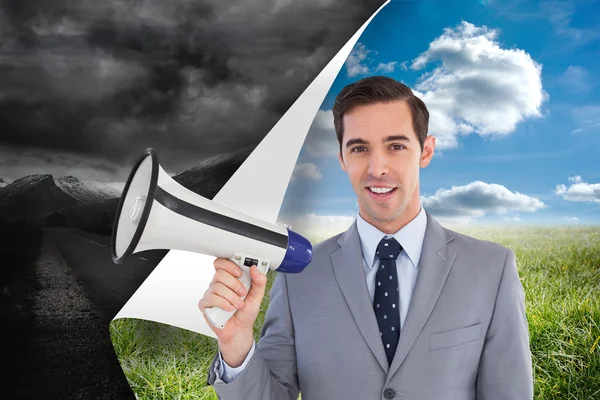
[216, 207, 428, 383]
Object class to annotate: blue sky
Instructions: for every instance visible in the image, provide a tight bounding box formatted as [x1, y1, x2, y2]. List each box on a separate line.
[279, 0, 600, 230]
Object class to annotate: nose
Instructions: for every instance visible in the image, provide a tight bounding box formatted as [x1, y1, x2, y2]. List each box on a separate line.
[367, 150, 390, 177]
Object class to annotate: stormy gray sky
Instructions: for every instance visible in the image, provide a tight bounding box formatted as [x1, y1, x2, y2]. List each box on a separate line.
[0, 0, 384, 183]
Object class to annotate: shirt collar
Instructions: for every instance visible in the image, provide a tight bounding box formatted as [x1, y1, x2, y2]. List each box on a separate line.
[356, 206, 427, 270]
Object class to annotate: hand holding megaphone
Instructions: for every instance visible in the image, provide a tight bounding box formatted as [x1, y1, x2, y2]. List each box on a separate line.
[111, 148, 312, 330]
[198, 259, 268, 344]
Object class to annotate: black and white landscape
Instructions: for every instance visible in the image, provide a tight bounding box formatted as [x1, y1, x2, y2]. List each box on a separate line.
[0, 146, 252, 234]
[0, 148, 252, 399]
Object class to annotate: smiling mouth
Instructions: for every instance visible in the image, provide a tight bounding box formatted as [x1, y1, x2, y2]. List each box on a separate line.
[367, 186, 397, 195]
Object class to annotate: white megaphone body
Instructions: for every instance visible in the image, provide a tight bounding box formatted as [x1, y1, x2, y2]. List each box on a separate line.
[111, 148, 313, 329]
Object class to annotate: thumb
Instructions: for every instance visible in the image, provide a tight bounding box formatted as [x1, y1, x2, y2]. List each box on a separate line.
[244, 265, 268, 308]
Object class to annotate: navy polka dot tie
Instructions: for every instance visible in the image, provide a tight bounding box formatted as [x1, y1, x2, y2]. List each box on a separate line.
[374, 236, 402, 366]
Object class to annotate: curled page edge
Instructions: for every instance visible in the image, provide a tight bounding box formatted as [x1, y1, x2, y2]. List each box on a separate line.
[111, 0, 391, 339]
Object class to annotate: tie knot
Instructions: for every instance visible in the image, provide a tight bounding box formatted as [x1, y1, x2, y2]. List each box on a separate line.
[376, 237, 402, 260]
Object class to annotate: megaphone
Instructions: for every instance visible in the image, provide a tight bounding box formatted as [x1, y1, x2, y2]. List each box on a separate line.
[111, 148, 313, 329]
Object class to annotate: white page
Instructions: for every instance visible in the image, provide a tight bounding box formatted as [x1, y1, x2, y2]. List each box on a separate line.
[112, 0, 391, 338]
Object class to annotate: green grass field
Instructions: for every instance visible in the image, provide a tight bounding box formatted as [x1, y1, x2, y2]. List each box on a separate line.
[110, 226, 600, 399]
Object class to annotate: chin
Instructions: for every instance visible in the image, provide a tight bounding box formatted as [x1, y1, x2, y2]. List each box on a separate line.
[376, 205, 407, 221]
[374, 214, 401, 224]
[365, 209, 400, 224]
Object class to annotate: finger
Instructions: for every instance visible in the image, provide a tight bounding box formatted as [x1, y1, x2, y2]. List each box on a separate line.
[198, 291, 222, 310]
[251, 265, 268, 287]
[213, 258, 243, 278]
[214, 269, 248, 298]
[245, 265, 268, 306]
[211, 281, 245, 310]
[199, 291, 238, 312]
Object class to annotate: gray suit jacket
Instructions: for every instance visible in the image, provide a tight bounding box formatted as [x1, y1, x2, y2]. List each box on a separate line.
[207, 212, 534, 399]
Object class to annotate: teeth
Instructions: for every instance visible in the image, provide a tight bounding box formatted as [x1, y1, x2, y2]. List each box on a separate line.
[369, 187, 394, 194]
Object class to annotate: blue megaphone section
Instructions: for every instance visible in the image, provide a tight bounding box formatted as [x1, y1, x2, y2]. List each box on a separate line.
[278, 229, 313, 273]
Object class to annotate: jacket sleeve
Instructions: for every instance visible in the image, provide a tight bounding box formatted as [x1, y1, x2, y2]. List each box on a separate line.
[206, 271, 299, 400]
[217, 341, 256, 383]
[476, 249, 534, 399]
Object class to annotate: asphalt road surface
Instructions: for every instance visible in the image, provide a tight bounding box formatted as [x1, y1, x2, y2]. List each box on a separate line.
[45, 227, 166, 321]
[10, 227, 167, 399]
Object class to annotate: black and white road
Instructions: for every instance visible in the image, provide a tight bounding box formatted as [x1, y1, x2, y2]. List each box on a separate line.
[9, 227, 167, 400]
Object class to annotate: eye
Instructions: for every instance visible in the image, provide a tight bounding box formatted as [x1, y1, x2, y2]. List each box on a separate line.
[351, 146, 367, 153]
[391, 144, 405, 150]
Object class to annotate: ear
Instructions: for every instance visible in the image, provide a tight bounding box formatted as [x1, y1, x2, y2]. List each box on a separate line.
[419, 135, 435, 168]
[338, 151, 347, 172]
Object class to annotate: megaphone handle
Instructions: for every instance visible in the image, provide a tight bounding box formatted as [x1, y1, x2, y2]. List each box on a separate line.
[204, 254, 270, 330]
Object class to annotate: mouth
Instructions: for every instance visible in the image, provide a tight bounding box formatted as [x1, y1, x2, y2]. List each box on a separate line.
[365, 186, 397, 199]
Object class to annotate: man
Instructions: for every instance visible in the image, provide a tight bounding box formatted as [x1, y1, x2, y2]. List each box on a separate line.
[200, 76, 534, 399]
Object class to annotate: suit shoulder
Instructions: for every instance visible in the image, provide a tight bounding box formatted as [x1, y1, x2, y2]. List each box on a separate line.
[285, 232, 342, 280]
[311, 232, 344, 258]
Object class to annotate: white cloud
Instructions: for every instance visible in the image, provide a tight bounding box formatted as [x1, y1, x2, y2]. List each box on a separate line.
[434, 215, 476, 226]
[375, 61, 398, 73]
[555, 176, 600, 203]
[303, 109, 339, 157]
[292, 163, 322, 181]
[346, 43, 372, 77]
[541, 1, 600, 46]
[422, 181, 546, 222]
[310, 21, 546, 157]
[280, 214, 355, 241]
[564, 216, 579, 222]
[410, 21, 547, 149]
[345, 42, 400, 77]
[570, 105, 600, 133]
[562, 65, 592, 93]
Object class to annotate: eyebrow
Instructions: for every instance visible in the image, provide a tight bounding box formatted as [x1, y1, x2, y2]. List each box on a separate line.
[345, 134, 411, 148]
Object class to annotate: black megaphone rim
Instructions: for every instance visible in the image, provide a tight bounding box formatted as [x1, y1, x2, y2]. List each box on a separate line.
[111, 148, 159, 264]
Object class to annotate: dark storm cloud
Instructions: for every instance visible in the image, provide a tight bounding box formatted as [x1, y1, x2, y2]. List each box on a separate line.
[0, 0, 385, 178]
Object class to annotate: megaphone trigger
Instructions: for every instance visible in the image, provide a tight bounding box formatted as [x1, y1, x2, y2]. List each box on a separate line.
[204, 252, 271, 330]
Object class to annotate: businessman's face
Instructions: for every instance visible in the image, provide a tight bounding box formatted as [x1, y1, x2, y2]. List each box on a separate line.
[338, 100, 435, 233]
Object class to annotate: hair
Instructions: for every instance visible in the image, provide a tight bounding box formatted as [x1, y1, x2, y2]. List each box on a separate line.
[332, 75, 430, 153]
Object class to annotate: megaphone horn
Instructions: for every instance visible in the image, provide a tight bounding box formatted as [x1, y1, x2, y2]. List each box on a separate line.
[111, 148, 313, 329]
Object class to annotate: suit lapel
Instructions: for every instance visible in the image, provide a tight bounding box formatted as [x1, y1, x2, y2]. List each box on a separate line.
[331, 220, 390, 373]
[387, 212, 457, 379]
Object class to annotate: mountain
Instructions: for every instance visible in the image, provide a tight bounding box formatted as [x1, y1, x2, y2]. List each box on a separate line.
[0, 147, 252, 235]
[0, 175, 80, 222]
[172, 146, 253, 199]
[0, 178, 10, 188]
[0, 174, 123, 223]
[55, 176, 121, 204]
